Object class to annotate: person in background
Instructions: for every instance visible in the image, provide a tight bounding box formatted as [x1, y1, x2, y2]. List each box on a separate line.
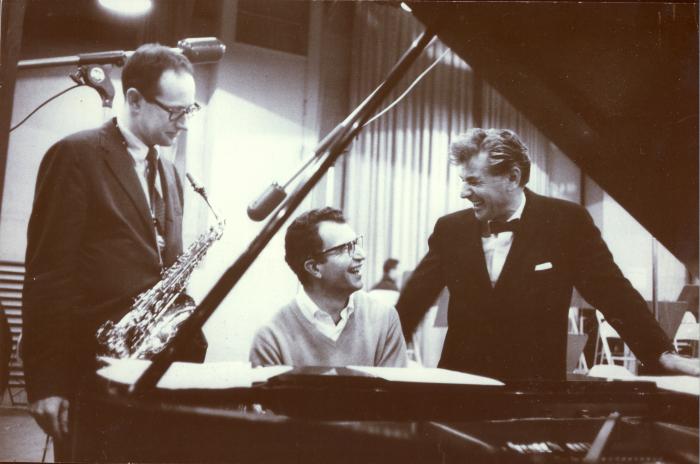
[22, 43, 205, 459]
[250, 207, 407, 368]
[372, 258, 400, 291]
[396, 128, 700, 381]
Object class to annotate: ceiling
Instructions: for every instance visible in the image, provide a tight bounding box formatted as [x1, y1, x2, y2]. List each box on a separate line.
[20, 0, 220, 59]
[411, 2, 698, 275]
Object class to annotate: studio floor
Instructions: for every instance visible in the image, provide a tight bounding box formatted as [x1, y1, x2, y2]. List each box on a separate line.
[1, 390, 53, 463]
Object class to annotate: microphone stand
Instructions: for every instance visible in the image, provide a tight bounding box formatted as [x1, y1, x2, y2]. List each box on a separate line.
[14, 38, 226, 109]
[16, 37, 225, 70]
[129, 19, 442, 395]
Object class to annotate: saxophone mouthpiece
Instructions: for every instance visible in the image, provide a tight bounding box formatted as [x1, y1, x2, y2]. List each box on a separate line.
[186, 173, 206, 196]
[186, 173, 221, 222]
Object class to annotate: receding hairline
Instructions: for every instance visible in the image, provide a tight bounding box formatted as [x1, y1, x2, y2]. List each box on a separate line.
[315, 219, 351, 247]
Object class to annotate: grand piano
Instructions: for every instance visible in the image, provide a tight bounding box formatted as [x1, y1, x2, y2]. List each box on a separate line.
[72, 368, 698, 463]
[70, 3, 698, 463]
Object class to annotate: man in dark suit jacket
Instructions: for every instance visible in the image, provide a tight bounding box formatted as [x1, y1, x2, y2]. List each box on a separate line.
[371, 258, 400, 291]
[396, 128, 699, 381]
[22, 44, 202, 454]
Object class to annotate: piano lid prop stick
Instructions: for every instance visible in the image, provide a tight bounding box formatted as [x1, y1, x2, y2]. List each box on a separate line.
[129, 15, 444, 395]
[582, 411, 620, 463]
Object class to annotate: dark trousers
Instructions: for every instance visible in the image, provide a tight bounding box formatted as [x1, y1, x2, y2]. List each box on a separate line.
[53, 435, 72, 463]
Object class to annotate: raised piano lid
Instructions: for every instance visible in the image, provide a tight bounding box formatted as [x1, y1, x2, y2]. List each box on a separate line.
[409, 2, 698, 274]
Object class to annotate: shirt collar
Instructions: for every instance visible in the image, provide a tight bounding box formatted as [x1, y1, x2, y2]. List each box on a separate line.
[296, 287, 356, 324]
[116, 115, 156, 162]
[482, 190, 526, 240]
[507, 190, 527, 221]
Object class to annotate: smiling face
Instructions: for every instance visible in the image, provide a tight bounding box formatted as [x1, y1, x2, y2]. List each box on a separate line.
[128, 69, 196, 147]
[310, 221, 365, 296]
[458, 151, 522, 222]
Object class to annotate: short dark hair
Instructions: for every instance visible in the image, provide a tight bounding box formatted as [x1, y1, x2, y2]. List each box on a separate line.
[285, 207, 346, 285]
[121, 43, 194, 100]
[449, 128, 531, 186]
[383, 258, 399, 274]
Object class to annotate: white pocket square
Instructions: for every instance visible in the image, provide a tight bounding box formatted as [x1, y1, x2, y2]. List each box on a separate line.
[534, 262, 553, 271]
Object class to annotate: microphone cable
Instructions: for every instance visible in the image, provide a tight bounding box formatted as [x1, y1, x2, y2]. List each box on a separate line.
[246, 38, 451, 221]
[9, 84, 82, 132]
[362, 42, 449, 128]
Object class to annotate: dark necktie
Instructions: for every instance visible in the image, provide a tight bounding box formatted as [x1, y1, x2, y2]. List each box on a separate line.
[488, 218, 520, 236]
[146, 147, 166, 237]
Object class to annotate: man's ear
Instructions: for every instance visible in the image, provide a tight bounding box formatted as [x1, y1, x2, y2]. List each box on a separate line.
[125, 88, 143, 111]
[303, 259, 322, 280]
[508, 166, 522, 190]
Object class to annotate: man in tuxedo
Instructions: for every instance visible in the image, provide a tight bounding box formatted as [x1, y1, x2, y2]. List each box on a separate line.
[22, 43, 202, 455]
[396, 128, 699, 381]
[250, 207, 407, 368]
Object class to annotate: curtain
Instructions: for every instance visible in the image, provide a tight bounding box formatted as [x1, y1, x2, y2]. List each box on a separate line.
[344, 4, 565, 285]
[482, 82, 551, 196]
[344, 4, 475, 284]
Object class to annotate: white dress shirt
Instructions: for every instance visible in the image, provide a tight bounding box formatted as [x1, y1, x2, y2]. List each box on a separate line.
[481, 191, 526, 286]
[296, 288, 356, 342]
[115, 116, 163, 208]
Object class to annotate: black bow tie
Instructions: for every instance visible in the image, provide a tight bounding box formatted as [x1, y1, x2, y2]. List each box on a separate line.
[488, 219, 520, 236]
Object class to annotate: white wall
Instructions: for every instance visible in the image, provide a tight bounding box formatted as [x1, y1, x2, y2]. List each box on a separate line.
[185, 2, 331, 362]
[191, 41, 316, 362]
[547, 142, 580, 203]
[584, 177, 687, 303]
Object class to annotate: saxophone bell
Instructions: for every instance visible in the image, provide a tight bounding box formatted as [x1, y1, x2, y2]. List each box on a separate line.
[95, 221, 222, 360]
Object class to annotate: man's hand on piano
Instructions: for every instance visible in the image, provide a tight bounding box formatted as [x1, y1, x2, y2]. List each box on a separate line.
[658, 351, 700, 377]
[29, 396, 70, 441]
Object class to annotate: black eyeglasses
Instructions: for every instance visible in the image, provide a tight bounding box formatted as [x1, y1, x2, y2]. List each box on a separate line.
[310, 235, 364, 260]
[145, 95, 201, 122]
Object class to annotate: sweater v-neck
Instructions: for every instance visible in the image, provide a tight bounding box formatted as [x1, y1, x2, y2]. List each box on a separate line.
[290, 301, 356, 348]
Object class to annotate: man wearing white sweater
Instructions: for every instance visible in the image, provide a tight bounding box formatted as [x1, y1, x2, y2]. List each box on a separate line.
[250, 207, 407, 367]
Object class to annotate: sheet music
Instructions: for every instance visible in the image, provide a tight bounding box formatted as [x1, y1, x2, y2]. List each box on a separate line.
[636, 376, 699, 396]
[587, 365, 699, 396]
[97, 358, 254, 389]
[251, 365, 294, 383]
[347, 366, 504, 385]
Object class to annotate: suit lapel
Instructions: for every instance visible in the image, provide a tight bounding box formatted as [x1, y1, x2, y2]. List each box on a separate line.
[457, 211, 493, 293]
[494, 189, 543, 293]
[98, 120, 156, 239]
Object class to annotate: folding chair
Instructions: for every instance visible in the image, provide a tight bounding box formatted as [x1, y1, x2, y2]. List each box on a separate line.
[674, 312, 699, 357]
[593, 310, 636, 373]
[567, 308, 588, 373]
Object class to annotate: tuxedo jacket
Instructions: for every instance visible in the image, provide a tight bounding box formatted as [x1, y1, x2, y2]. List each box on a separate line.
[396, 189, 672, 381]
[22, 119, 184, 401]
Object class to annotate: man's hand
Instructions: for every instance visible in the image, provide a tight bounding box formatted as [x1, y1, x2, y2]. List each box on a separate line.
[658, 351, 700, 376]
[29, 396, 70, 440]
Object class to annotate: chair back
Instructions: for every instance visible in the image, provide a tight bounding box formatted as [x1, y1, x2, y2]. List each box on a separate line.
[594, 310, 636, 372]
[595, 310, 620, 339]
[674, 315, 699, 356]
[566, 333, 588, 373]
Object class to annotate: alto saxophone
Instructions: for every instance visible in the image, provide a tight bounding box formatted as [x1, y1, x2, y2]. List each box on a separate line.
[96, 174, 223, 359]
